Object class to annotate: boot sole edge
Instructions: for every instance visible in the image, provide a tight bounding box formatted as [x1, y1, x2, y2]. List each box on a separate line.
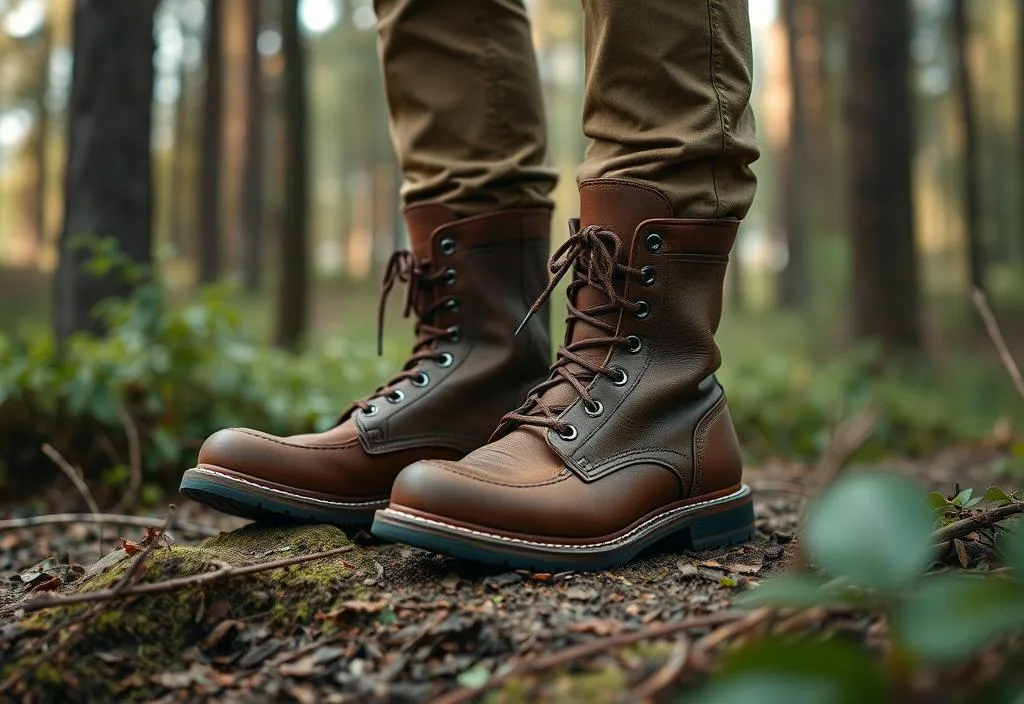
[371, 485, 754, 572]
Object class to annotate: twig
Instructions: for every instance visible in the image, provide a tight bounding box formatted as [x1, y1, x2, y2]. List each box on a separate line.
[41, 443, 103, 560]
[19, 545, 355, 614]
[932, 502, 1024, 544]
[625, 639, 689, 702]
[432, 610, 747, 704]
[0, 513, 219, 537]
[111, 404, 143, 513]
[800, 406, 879, 522]
[693, 607, 773, 652]
[973, 288, 1024, 402]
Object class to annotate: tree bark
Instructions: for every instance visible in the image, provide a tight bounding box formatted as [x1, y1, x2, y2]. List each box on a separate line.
[32, 16, 53, 262]
[274, 0, 309, 349]
[953, 0, 984, 294]
[778, 0, 808, 307]
[170, 53, 190, 257]
[198, 0, 224, 284]
[846, 0, 921, 351]
[240, 0, 265, 291]
[53, 0, 157, 341]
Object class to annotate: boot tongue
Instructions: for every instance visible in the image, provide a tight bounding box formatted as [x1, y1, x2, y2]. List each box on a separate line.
[403, 203, 458, 263]
[537, 181, 674, 410]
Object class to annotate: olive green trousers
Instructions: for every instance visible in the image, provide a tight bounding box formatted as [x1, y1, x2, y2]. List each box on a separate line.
[374, 0, 759, 220]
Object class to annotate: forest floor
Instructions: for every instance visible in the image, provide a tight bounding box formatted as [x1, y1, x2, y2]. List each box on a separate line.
[0, 445, 1014, 703]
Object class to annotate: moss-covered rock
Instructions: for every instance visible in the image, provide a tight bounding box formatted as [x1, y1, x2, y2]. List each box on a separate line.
[6, 523, 382, 702]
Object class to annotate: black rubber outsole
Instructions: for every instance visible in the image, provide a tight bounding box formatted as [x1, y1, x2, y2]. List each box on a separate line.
[179, 468, 380, 528]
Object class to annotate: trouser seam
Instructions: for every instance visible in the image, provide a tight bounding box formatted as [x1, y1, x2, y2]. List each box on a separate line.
[706, 0, 728, 218]
[479, 2, 511, 166]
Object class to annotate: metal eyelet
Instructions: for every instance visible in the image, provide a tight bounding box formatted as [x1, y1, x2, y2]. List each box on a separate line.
[611, 368, 628, 386]
[625, 335, 642, 354]
[640, 266, 655, 286]
[386, 389, 405, 404]
[440, 238, 456, 255]
[445, 297, 460, 312]
[634, 301, 650, 319]
[411, 372, 430, 387]
[444, 268, 457, 285]
[437, 352, 454, 368]
[447, 326, 462, 343]
[362, 404, 378, 417]
[557, 424, 578, 441]
[583, 400, 604, 417]
[645, 233, 662, 252]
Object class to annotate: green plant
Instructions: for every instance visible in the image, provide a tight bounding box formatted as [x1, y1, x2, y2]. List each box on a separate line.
[704, 472, 1024, 700]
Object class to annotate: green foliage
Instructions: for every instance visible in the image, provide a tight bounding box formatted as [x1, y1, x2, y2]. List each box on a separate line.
[728, 473, 1024, 698]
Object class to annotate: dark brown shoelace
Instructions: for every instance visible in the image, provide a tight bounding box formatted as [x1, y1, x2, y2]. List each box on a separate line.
[497, 222, 647, 437]
[353, 250, 454, 414]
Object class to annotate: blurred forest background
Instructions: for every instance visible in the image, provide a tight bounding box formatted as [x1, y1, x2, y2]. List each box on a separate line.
[1, 0, 1024, 503]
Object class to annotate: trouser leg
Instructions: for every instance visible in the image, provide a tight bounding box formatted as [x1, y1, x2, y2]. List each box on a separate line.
[374, 0, 557, 216]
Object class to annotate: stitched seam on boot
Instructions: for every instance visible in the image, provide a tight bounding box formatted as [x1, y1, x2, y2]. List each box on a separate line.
[706, 0, 727, 218]
[189, 467, 387, 507]
[385, 484, 749, 549]
[693, 395, 728, 498]
[234, 428, 360, 451]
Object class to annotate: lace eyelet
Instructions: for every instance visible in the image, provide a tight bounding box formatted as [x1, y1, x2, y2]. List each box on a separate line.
[447, 326, 462, 343]
[440, 238, 456, 255]
[634, 300, 650, 319]
[557, 424, 578, 441]
[646, 233, 662, 252]
[444, 268, 457, 285]
[362, 404, 378, 417]
[445, 297, 460, 312]
[625, 335, 643, 353]
[611, 368, 628, 386]
[583, 400, 604, 417]
[386, 389, 405, 404]
[411, 372, 430, 387]
[437, 352, 454, 368]
[640, 266, 655, 286]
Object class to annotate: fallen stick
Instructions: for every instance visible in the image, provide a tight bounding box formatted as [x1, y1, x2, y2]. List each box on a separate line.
[111, 404, 143, 513]
[18, 545, 355, 614]
[973, 288, 1024, 403]
[626, 639, 689, 702]
[932, 502, 1024, 544]
[0, 513, 219, 537]
[41, 443, 104, 559]
[431, 610, 747, 704]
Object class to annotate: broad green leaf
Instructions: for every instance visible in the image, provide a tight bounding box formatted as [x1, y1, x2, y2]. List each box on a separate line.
[953, 488, 973, 507]
[1002, 525, 1024, 577]
[693, 638, 889, 704]
[984, 486, 1014, 506]
[804, 472, 935, 593]
[925, 491, 950, 512]
[893, 574, 1024, 663]
[456, 664, 490, 689]
[738, 574, 856, 609]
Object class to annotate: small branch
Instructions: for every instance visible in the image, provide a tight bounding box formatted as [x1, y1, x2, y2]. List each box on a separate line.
[110, 404, 143, 513]
[432, 610, 747, 704]
[18, 545, 355, 614]
[932, 502, 1024, 544]
[973, 288, 1024, 403]
[693, 607, 773, 652]
[42, 443, 103, 560]
[626, 639, 689, 702]
[0, 513, 219, 537]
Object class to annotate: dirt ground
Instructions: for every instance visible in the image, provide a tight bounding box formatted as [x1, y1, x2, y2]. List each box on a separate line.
[0, 447, 1012, 703]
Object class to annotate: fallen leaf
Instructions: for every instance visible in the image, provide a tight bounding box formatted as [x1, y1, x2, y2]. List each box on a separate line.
[202, 620, 245, 650]
[568, 619, 626, 636]
[279, 655, 318, 678]
[726, 561, 763, 575]
[239, 638, 285, 668]
[699, 560, 723, 568]
[531, 572, 552, 582]
[116, 538, 141, 556]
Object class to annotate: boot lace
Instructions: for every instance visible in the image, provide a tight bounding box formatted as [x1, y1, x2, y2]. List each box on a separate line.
[497, 222, 648, 437]
[353, 249, 454, 414]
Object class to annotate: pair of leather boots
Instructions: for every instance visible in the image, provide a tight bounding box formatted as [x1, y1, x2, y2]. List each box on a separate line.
[179, 181, 754, 571]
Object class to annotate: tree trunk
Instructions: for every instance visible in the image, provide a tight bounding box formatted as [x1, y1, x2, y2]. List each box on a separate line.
[953, 0, 984, 294]
[53, 0, 157, 341]
[778, 0, 808, 307]
[198, 0, 224, 284]
[32, 16, 53, 262]
[274, 0, 309, 349]
[240, 0, 265, 291]
[846, 0, 921, 351]
[170, 54, 190, 257]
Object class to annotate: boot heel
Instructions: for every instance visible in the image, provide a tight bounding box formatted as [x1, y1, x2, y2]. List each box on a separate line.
[680, 500, 755, 551]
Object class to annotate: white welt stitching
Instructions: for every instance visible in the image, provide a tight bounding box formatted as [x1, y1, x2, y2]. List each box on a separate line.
[384, 485, 751, 551]
[189, 467, 388, 508]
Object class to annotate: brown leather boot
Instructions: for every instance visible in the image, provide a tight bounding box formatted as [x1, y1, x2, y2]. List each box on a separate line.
[372, 180, 753, 570]
[179, 205, 552, 526]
